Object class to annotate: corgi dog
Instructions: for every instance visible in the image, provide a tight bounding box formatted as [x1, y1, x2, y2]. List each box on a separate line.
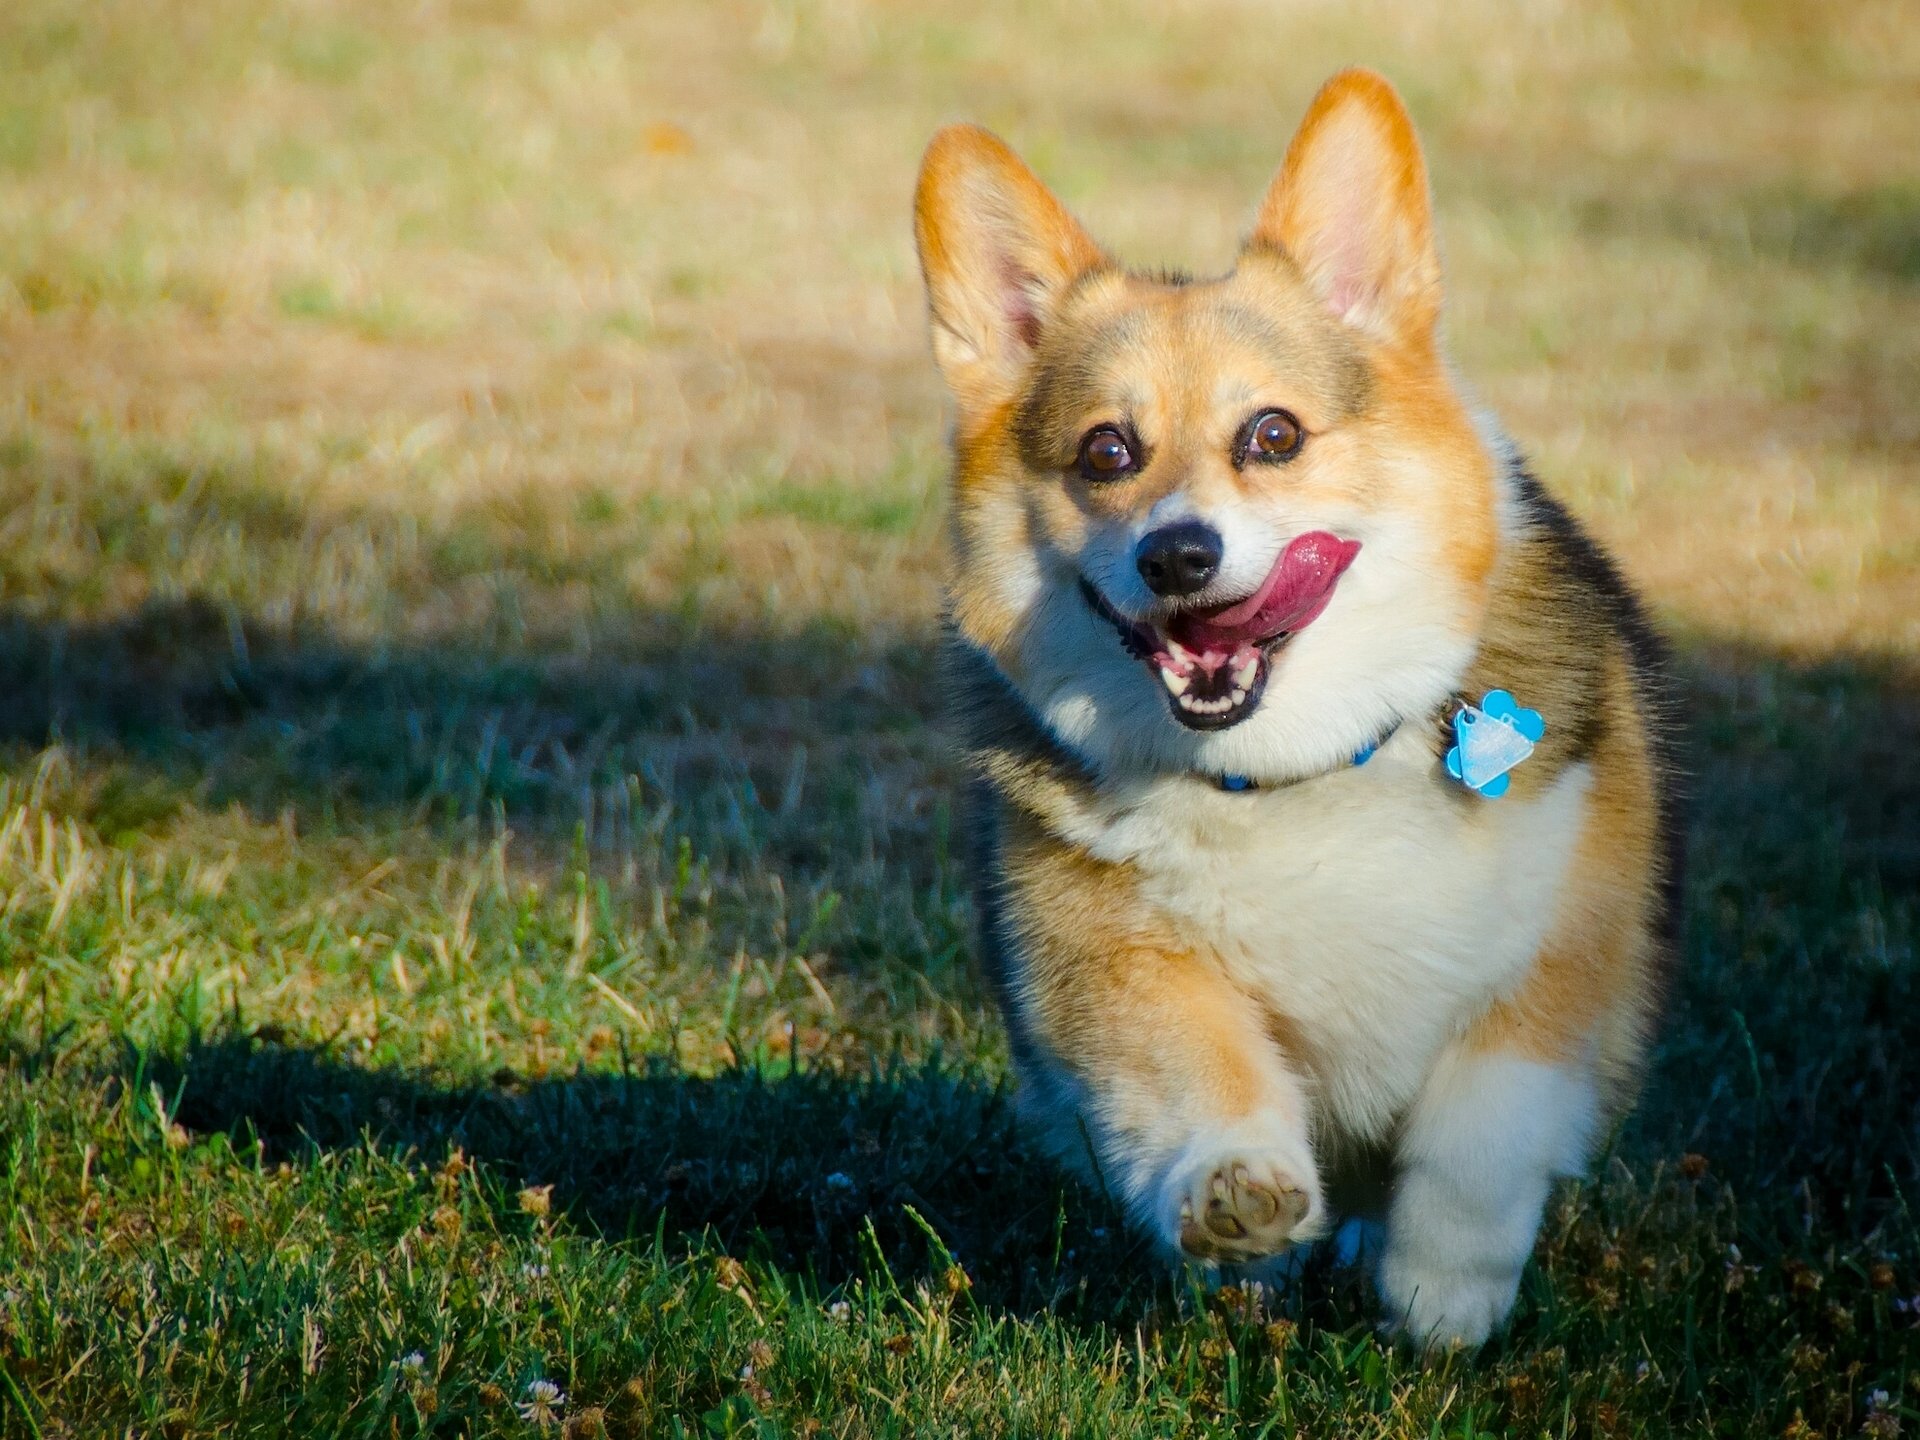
[913, 69, 1681, 1345]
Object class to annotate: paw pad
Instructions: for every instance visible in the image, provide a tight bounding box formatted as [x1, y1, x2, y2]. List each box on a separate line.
[1176, 1160, 1309, 1262]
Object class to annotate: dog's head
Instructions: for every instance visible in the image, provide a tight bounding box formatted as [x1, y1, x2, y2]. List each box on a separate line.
[915, 70, 1503, 784]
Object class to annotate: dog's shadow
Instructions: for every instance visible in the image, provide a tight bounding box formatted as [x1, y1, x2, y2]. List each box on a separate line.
[143, 1034, 1217, 1321]
[142, 1033, 1404, 1330]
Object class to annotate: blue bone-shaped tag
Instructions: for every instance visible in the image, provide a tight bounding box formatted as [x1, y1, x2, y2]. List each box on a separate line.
[1445, 690, 1545, 798]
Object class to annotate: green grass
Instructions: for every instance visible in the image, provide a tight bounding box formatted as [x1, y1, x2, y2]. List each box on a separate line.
[2, 0, 1918, 1434]
[2, 590, 1916, 1437]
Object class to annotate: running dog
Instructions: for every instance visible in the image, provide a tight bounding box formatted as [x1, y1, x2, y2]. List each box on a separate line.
[913, 68, 1681, 1344]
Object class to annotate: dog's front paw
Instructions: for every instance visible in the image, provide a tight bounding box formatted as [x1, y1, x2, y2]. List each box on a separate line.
[1155, 1122, 1322, 1264]
[1376, 1252, 1521, 1348]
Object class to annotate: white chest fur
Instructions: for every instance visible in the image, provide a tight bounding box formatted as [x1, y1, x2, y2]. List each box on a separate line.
[1064, 729, 1592, 1142]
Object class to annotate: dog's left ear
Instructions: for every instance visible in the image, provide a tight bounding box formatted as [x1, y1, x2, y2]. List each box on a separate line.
[1248, 69, 1442, 348]
[914, 125, 1107, 420]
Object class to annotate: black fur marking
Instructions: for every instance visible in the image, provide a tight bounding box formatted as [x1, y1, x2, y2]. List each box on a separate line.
[1134, 264, 1195, 287]
[1508, 463, 1688, 957]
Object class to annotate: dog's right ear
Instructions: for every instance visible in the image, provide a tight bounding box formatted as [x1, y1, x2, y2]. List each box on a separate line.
[914, 125, 1106, 421]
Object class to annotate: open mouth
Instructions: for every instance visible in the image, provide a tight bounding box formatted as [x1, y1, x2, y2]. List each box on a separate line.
[1082, 531, 1362, 731]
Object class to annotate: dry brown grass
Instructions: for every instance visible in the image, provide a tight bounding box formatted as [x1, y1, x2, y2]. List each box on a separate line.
[3, 0, 1915, 655]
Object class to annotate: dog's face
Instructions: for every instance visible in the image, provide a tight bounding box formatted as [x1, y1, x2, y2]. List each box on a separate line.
[917, 70, 1503, 784]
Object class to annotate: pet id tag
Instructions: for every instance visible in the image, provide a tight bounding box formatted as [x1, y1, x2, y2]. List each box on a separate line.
[1445, 689, 1544, 798]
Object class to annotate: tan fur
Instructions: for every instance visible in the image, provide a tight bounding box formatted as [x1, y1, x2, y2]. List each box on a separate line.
[1250, 67, 1443, 348]
[1467, 643, 1666, 1095]
[918, 68, 1680, 1343]
[913, 125, 1106, 429]
[1000, 813, 1282, 1129]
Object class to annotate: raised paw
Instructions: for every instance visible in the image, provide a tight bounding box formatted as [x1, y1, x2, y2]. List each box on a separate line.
[1163, 1144, 1319, 1264]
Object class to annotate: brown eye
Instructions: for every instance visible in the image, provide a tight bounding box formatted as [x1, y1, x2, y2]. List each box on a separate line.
[1078, 426, 1135, 480]
[1244, 409, 1305, 463]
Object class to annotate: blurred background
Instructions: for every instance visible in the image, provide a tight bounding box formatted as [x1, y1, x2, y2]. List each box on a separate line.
[4, 0, 1913, 660]
[3, 1, 1919, 1433]
[2, 0, 1917, 1159]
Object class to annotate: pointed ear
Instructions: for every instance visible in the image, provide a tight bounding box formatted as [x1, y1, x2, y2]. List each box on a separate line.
[914, 124, 1107, 417]
[1248, 69, 1441, 346]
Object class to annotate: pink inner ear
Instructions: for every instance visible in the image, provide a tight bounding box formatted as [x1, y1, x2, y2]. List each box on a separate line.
[1322, 237, 1368, 320]
[999, 259, 1043, 348]
[1299, 117, 1389, 323]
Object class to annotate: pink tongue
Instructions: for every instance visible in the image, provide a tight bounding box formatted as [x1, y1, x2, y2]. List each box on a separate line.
[1168, 531, 1361, 655]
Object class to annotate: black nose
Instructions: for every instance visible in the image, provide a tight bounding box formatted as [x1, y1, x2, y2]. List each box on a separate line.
[1135, 521, 1223, 598]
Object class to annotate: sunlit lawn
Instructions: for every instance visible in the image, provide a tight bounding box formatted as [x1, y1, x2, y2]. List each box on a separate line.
[2, 0, 1917, 1435]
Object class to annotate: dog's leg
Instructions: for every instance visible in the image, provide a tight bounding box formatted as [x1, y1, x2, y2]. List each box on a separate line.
[1376, 1034, 1599, 1347]
[1040, 956, 1323, 1267]
[1378, 822, 1661, 1348]
[1373, 703, 1668, 1346]
[998, 824, 1322, 1265]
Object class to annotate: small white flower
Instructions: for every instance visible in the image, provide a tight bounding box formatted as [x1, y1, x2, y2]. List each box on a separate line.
[521, 1262, 551, 1279]
[826, 1299, 851, 1323]
[397, 1351, 427, 1374]
[739, 1363, 756, 1380]
[518, 1379, 566, 1428]
[1863, 1388, 1905, 1439]
[825, 1172, 854, 1193]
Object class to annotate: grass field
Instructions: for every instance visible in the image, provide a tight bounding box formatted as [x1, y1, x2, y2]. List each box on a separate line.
[2, 0, 1918, 1434]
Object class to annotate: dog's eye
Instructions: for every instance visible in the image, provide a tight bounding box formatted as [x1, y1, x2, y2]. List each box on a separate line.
[1078, 426, 1135, 480]
[1243, 409, 1305, 463]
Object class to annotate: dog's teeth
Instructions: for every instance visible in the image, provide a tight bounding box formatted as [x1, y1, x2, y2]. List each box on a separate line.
[1160, 669, 1190, 696]
[1230, 687, 1247, 705]
[1166, 638, 1197, 668]
[1233, 658, 1259, 689]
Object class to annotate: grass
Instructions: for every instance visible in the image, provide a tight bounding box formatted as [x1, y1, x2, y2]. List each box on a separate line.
[0, 0, 1917, 1435]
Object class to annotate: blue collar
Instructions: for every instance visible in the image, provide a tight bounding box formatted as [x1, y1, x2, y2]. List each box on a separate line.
[1211, 720, 1399, 793]
[1210, 688, 1544, 798]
